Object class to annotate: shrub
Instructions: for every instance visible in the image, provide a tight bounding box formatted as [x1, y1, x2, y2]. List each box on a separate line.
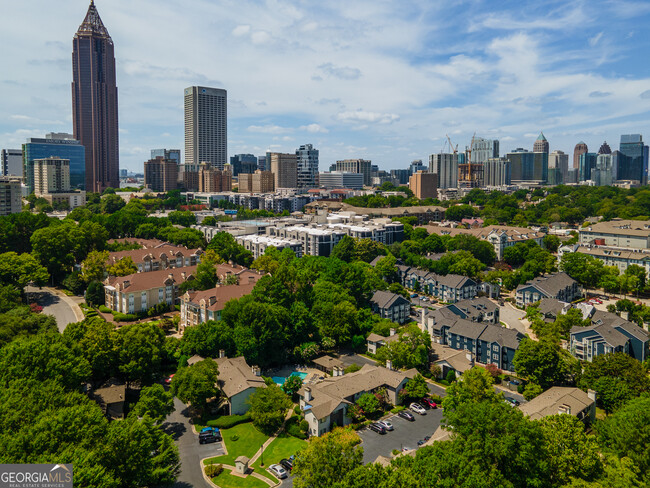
[344, 363, 362, 374]
[293, 405, 301, 415]
[299, 419, 309, 432]
[205, 464, 223, 478]
[206, 413, 251, 429]
[230, 434, 239, 441]
[392, 449, 400, 456]
[428, 394, 443, 404]
[390, 406, 405, 414]
[286, 417, 308, 439]
[98, 305, 112, 313]
[445, 369, 457, 384]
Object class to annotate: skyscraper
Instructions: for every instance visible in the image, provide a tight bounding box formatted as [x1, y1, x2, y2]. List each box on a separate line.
[151, 149, 181, 164]
[184, 86, 227, 169]
[470, 138, 499, 164]
[429, 153, 458, 189]
[270, 153, 298, 189]
[230, 154, 257, 176]
[579, 153, 597, 182]
[296, 144, 319, 188]
[72, 1, 119, 192]
[533, 132, 549, 153]
[619, 134, 649, 185]
[573, 142, 588, 170]
[548, 150, 569, 185]
[507, 149, 534, 183]
[483, 158, 511, 187]
[144, 157, 178, 192]
[23, 135, 85, 194]
[1, 149, 22, 177]
[336, 159, 371, 186]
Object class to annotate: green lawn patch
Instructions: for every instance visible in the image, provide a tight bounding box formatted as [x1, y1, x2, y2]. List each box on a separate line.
[211, 470, 269, 488]
[203, 422, 269, 468]
[251, 433, 306, 474]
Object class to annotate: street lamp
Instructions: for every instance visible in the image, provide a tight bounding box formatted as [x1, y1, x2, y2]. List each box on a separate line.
[260, 443, 264, 467]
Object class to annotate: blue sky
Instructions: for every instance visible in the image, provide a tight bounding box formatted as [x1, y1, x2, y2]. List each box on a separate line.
[2, 0, 650, 172]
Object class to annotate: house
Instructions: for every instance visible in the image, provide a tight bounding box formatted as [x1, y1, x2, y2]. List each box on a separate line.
[369, 290, 411, 324]
[519, 387, 596, 424]
[312, 355, 345, 375]
[103, 265, 198, 314]
[446, 297, 500, 323]
[92, 384, 126, 419]
[298, 364, 417, 437]
[214, 356, 267, 415]
[179, 271, 263, 331]
[515, 272, 582, 308]
[569, 311, 649, 362]
[366, 329, 401, 354]
[431, 343, 474, 379]
[107, 245, 203, 273]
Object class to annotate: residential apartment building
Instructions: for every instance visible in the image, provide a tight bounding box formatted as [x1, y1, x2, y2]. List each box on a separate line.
[296, 144, 319, 189]
[1, 149, 22, 177]
[23, 135, 85, 192]
[483, 157, 512, 187]
[409, 171, 438, 199]
[471, 138, 500, 164]
[515, 272, 582, 308]
[429, 153, 458, 189]
[369, 290, 411, 324]
[184, 86, 227, 168]
[235, 234, 303, 259]
[144, 156, 178, 192]
[106, 245, 203, 272]
[579, 219, 650, 249]
[33, 157, 71, 194]
[446, 297, 500, 324]
[403, 269, 477, 303]
[238, 170, 274, 193]
[0, 177, 22, 215]
[304, 202, 445, 225]
[336, 159, 372, 186]
[560, 244, 650, 278]
[270, 152, 298, 189]
[519, 387, 595, 423]
[198, 163, 232, 192]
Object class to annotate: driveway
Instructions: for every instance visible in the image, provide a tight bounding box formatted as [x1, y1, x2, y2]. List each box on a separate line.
[499, 303, 528, 335]
[338, 353, 377, 369]
[164, 397, 225, 488]
[358, 407, 444, 464]
[25, 286, 84, 332]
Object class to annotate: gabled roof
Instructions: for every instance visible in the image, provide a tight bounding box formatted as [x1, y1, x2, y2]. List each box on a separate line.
[105, 265, 198, 293]
[366, 333, 401, 344]
[184, 280, 260, 312]
[519, 387, 593, 420]
[516, 272, 577, 297]
[214, 356, 266, 398]
[538, 298, 570, 317]
[447, 297, 498, 320]
[436, 273, 476, 289]
[448, 318, 487, 340]
[370, 290, 409, 309]
[478, 324, 524, 350]
[570, 323, 629, 348]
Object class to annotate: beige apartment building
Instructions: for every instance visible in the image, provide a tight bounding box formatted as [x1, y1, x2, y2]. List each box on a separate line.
[0, 177, 22, 215]
[270, 153, 297, 189]
[409, 170, 438, 199]
[239, 170, 275, 193]
[34, 157, 70, 194]
[198, 163, 232, 192]
[106, 245, 203, 272]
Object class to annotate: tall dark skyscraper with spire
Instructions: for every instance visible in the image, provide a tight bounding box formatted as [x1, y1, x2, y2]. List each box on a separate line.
[72, 0, 119, 192]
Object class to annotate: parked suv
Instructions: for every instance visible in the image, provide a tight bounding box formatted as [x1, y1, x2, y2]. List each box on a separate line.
[421, 397, 437, 409]
[199, 431, 220, 444]
[398, 410, 415, 421]
[369, 422, 387, 434]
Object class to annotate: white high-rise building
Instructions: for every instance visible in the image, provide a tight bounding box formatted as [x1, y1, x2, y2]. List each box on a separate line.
[429, 153, 458, 189]
[184, 86, 227, 169]
[483, 158, 511, 187]
[1, 149, 23, 177]
[470, 138, 499, 164]
[548, 150, 569, 185]
[296, 144, 319, 188]
[33, 157, 71, 195]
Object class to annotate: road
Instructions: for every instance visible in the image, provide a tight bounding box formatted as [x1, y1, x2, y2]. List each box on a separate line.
[165, 397, 224, 488]
[499, 303, 528, 335]
[25, 286, 84, 332]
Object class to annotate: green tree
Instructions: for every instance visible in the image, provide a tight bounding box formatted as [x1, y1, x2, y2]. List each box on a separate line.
[374, 254, 398, 283]
[282, 374, 303, 396]
[248, 384, 291, 435]
[117, 322, 166, 386]
[442, 366, 498, 415]
[63, 317, 119, 381]
[101, 193, 126, 214]
[543, 234, 561, 253]
[107, 256, 138, 277]
[171, 359, 219, 413]
[399, 373, 429, 400]
[354, 239, 385, 263]
[81, 250, 109, 283]
[513, 338, 568, 389]
[375, 324, 430, 370]
[356, 392, 380, 416]
[331, 235, 356, 262]
[179, 320, 236, 358]
[293, 428, 363, 488]
[0, 251, 49, 288]
[523, 382, 543, 401]
[0, 306, 57, 347]
[86, 280, 105, 306]
[132, 384, 175, 423]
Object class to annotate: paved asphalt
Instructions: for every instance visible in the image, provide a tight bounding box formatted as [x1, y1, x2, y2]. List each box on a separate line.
[25, 286, 81, 332]
[499, 303, 528, 335]
[164, 397, 224, 488]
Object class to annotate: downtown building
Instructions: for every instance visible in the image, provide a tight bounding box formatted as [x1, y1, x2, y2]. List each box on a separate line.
[144, 156, 178, 192]
[72, 1, 119, 192]
[483, 157, 512, 187]
[409, 171, 438, 199]
[270, 152, 298, 189]
[317, 172, 364, 189]
[0, 177, 22, 216]
[184, 86, 227, 168]
[336, 159, 372, 186]
[238, 170, 275, 193]
[429, 153, 458, 189]
[23, 134, 85, 193]
[32, 157, 86, 209]
[296, 144, 319, 189]
[618, 134, 649, 185]
[1, 149, 23, 177]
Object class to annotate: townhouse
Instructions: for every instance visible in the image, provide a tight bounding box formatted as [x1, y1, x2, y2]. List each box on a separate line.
[515, 272, 582, 308]
[369, 290, 411, 324]
[403, 268, 478, 303]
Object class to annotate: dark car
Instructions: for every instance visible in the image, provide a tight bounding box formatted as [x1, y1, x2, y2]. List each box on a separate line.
[369, 422, 387, 434]
[199, 431, 220, 444]
[398, 410, 415, 421]
[280, 458, 293, 472]
[504, 396, 520, 407]
[421, 397, 437, 409]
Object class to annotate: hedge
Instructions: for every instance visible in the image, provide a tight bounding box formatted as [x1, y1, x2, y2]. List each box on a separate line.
[206, 413, 251, 429]
[205, 464, 223, 478]
[98, 305, 112, 313]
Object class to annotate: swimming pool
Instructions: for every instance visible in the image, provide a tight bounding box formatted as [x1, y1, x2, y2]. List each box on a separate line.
[272, 371, 308, 385]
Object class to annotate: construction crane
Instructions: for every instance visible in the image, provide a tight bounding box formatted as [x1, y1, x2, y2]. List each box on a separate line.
[458, 132, 482, 188]
[446, 134, 458, 154]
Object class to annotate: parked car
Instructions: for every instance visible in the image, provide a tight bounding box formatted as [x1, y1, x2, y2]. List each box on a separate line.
[421, 397, 437, 409]
[165, 374, 174, 385]
[200, 427, 220, 435]
[279, 458, 293, 472]
[504, 396, 520, 407]
[198, 431, 220, 444]
[410, 403, 427, 415]
[592, 298, 602, 304]
[509, 379, 520, 387]
[378, 420, 394, 431]
[417, 439, 426, 447]
[369, 422, 387, 434]
[411, 293, 418, 298]
[398, 410, 415, 421]
[600, 295, 609, 300]
[269, 464, 288, 480]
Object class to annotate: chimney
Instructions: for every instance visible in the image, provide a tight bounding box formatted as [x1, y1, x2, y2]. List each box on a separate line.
[587, 389, 597, 403]
[252, 365, 261, 376]
[248, 275, 255, 283]
[304, 387, 312, 402]
[465, 351, 473, 363]
[621, 311, 629, 321]
[389, 328, 396, 337]
[558, 404, 571, 415]
[421, 308, 426, 330]
[386, 360, 393, 371]
[219, 349, 225, 359]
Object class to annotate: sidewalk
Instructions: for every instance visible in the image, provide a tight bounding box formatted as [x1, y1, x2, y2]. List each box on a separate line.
[248, 408, 294, 465]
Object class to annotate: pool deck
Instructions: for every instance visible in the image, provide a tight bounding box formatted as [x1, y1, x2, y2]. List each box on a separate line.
[269, 365, 324, 385]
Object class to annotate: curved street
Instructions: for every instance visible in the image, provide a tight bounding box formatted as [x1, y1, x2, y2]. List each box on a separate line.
[25, 286, 84, 332]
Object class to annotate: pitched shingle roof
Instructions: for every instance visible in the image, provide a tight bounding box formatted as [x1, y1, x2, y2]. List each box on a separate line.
[516, 272, 577, 297]
[214, 356, 266, 398]
[370, 290, 409, 309]
[518, 387, 593, 420]
[478, 324, 524, 349]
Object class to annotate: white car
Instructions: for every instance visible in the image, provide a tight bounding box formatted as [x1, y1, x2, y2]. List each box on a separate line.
[378, 420, 394, 431]
[410, 402, 427, 415]
[269, 464, 288, 480]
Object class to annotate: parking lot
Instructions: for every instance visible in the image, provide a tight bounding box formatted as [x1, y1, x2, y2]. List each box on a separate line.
[357, 407, 444, 464]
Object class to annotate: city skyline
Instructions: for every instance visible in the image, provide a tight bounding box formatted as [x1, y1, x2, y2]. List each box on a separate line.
[1, 0, 650, 172]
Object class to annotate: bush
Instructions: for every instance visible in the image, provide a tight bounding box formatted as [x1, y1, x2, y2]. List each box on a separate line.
[206, 413, 251, 429]
[392, 449, 400, 456]
[445, 370, 457, 384]
[230, 434, 239, 441]
[428, 394, 443, 404]
[99, 305, 112, 313]
[293, 405, 301, 415]
[344, 363, 362, 374]
[286, 417, 308, 439]
[205, 464, 223, 478]
[390, 406, 405, 414]
[299, 419, 309, 432]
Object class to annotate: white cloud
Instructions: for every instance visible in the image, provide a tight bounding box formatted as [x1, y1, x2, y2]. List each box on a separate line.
[300, 123, 329, 133]
[589, 31, 604, 46]
[232, 25, 251, 37]
[251, 31, 271, 45]
[337, 110, 400, 124]
[247, 124, 292, 134]
[317, 63, 362, 80]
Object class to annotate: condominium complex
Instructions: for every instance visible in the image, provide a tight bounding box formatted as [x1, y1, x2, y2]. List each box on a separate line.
[429, 153, 458, 189]
[470, 138, 499, 164]
[483, 158, 512, 187]
[335, 159, 371, 186]
[0, 177, 22, 215]
[409, 171, 438, 199]
[184, 86, 227, 168]
[579, 219, 650, 249]
[33, 157, 71, 194]
[144, 156, 178, 192]
[238, 170, 275, 193]
[270, 152, 298, 189]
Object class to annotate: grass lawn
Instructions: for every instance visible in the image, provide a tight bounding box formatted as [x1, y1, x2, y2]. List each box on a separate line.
[211, 470, 269, 488]
[203, 422, 269, 468]
[250, 433, 307, 474]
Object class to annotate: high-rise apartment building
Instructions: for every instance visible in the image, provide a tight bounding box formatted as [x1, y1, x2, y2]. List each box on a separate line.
[470, 138, 499, 164]
[72, 1, 119, 192]
[429, 153, 458, 189]
[33, 157, 71, 195]
[184, 86, 227, 168]
[151, 149, 181, 164]
[483, 158, 511, 187]
[296, 144, 319, 188]
[548, 150, 569, 185]
[230, 154, 257, 176]
[198, 163, 231, 192]
[336, 159, 371, 186]
[573, 142, 588, 170]
[409, 171, 438, 199]
[533, 132, 549, 153]
[0, 177, 22, 215]
[1, 149, 23, 177]
[22, 135, 85, 193]
[270, 153, 298, 189]
[239, 170, 275, 193]
[409, 160, 426, 175]
[144, 156, 178, 192]
[619, 134, 649, 185]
